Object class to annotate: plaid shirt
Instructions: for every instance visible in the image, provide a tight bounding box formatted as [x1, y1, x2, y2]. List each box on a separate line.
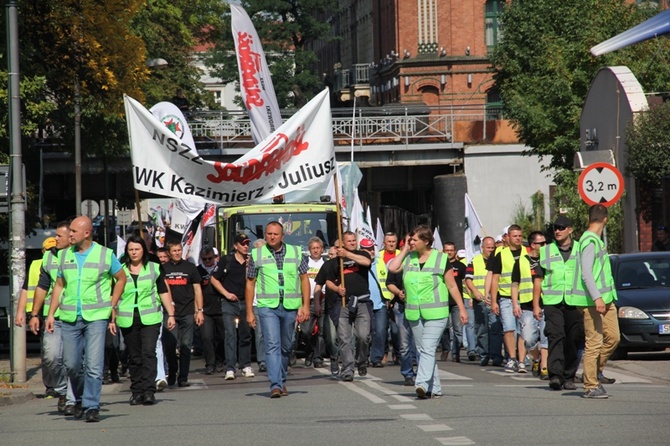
[247, 243, 309, 300]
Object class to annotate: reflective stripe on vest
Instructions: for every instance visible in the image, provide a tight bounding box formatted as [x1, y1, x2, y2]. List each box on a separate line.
[470, 254, 487, 295]
[374, 257, 393, 300]
[538, 242, 578, 305]
[517, 255, 533, 304]
[26, 259, 42, 313]
[403, 249, 450, 321]
[116, 262, 162, 328]
[41, 250, 61, 317]
[498, 247, 518, 296]
[59, 243, 114, 322]
[252, 244, 302, 309]
[571, 232, 616, 306]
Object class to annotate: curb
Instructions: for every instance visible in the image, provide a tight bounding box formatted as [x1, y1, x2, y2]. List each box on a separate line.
[0, 391, 35, 406]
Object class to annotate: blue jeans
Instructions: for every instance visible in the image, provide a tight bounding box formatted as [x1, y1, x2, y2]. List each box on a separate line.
[222, 300, 252, 371]
[61, 317, 107, 411]
[393, 303, 415, 378]
[257, 305, 296, 391]
[410, 317, 448, 395]
[370, 307, 388, 363]
[451, 304, 477, 356]
[475, 301, 504, 364]
[517, 309, 541, 351]
[253, 306, 265, 365]
[41, 319, 73, 403]
[463, 301, 476, 355]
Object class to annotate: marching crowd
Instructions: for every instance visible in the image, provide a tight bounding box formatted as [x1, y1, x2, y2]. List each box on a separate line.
[14, 203, 620, 422]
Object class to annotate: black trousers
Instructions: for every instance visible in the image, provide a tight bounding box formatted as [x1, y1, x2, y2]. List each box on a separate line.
[544, 303, 584, 383]
[121, 316, 160, 396]
[162, 315, 194, 383]
[201, 313, 225, 369]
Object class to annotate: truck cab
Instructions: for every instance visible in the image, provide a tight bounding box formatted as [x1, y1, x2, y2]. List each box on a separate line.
[217, 203, 339, 255]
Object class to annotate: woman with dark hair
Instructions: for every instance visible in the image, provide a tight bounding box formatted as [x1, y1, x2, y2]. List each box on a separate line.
[388, 225, 468, 399]
[109, 235, 175, 405]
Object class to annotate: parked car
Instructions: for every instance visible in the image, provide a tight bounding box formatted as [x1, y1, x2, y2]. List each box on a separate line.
[610, 252, 670, 359]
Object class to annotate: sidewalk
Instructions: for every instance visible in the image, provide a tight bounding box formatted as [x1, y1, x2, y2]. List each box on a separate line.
[0, 355, 125, 407]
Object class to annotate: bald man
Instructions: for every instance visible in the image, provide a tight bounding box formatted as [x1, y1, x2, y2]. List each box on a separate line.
[46, 216, 126, 422]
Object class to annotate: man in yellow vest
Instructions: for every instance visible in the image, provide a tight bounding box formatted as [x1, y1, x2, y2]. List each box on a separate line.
[533, 215, 583, 390]
[574, 204, 620, 399]
[245, 221, 310, 398]
[465, 236, 504, 366]
[490, 224, 524, 372]
[45, 216, 127, 422]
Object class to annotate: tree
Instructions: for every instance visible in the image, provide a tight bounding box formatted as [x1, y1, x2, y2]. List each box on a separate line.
[626, 100, 670, 221]
[206, 0, 339, 108]
[491, 0, 670, 171]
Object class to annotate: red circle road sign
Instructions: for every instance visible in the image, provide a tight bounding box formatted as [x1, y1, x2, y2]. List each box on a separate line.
[578, 162, 624, 207]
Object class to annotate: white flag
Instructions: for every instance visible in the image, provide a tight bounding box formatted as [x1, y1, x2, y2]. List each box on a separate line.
[124, 89, 335, 206]
[231, 3, 283, 144]
[116, 235, 126, 260]
[375, 217, 384, 250]
[349, 189, 374, 244]
[464, 193, 484, 263]
[432, 227, 443, 250]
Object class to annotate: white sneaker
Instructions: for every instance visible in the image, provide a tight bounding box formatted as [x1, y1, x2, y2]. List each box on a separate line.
[224, 370, 236, 380]
[517, 362, 527, 374]
[155, 378, 168, 392]
[242, 366, 255, 378]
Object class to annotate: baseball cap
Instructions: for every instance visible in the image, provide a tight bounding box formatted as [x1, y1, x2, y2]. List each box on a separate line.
[553, 215, 573, 228]
[234, 233, 251, 245]
[495, 234, 503, 243]
[457, 249, 466, 259]
[502, 225, 510, 235]
[360, 238, 375, 249]
[42, 237, 57, 250]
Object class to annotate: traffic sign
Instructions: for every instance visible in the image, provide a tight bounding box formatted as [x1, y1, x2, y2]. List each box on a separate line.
[117, 210, 133, 226]
[578, 162, 624, 207]
[81, 199, 100, 219]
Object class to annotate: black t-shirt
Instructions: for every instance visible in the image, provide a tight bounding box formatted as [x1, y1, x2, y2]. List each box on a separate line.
[324, 250, 371, 298]
[448, 259, 466, 306]
[197, 265, 222, 316]
[213, 253, 247, 301]
[161, 260, 202, 317]
[315, 258, 340, 310]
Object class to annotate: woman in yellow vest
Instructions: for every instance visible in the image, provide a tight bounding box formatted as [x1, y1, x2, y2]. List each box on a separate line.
[388, 225, 468, 399]
[109, 236, 175, 406]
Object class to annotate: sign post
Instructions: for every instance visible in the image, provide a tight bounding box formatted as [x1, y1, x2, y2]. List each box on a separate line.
[578, 162, 624, 207]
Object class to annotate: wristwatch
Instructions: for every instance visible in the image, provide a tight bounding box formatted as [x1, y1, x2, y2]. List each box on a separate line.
[112, 305, 119, 311]
[197, 308, 204, 313]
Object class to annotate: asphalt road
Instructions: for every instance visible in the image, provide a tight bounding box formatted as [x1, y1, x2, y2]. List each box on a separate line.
[1, 351, 669, 446]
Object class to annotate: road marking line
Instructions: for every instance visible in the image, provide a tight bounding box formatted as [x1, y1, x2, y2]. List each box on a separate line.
[388, 404, 417, 410]
[576, 368, 651, 384]
[401, 413, 433, 421]
[435, 436, 475, 445]
[361, 378, 415, 402]
[438, 370, 473, 380]
[339, 382, 386, 403]
[417, 424, 453, 432]
[175, 379, 207, 390]
[391, 394, 415, 402]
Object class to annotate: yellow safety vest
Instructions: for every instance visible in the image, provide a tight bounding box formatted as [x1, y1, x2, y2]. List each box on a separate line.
[26, 259, 42, 313]
[252, 244, 302, 310]
[116, 262, 163, 328]
[538, 242, 578, 305]
[403, 249, 450, 321]
[571, 232, 617, 306]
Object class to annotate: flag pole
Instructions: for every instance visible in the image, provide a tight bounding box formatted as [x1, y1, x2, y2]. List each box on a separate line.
[333, 171, 346, 309]
[134, 189, 144, 238]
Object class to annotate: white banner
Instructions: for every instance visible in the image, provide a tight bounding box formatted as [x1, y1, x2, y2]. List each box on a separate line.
[231, 3, 283, 144]
[124, 89, 335, 206]
[432, 227, 443, 250]
[350, 189, 374, 244]
[464, 193, 484, 263]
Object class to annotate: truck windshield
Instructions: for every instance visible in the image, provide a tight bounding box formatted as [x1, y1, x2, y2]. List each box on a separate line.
[229, 211, 335, 253]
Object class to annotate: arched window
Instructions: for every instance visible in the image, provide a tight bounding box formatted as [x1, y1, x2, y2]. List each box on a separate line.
[485, 0, 505, 51]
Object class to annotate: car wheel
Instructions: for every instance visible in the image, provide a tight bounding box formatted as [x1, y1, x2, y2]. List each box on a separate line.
[610, 348, 627, 360]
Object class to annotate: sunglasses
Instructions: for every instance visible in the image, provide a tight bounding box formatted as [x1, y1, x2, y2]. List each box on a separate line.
[201, 256, 214, 261]
[532, 241, 547, 246]
[554, 225, 567, 231]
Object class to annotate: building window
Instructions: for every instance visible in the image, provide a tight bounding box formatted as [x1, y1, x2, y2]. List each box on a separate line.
[418, 0, 438, 54]
[485, 0, 505, 50]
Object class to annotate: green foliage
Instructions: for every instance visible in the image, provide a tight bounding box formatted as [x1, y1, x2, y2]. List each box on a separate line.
[206, 0, 339, 108]
[509, 191, 546, 239]
[491, 0, 670, 170]
[550, 170, 623, 253]
[626, 101, 670, 190]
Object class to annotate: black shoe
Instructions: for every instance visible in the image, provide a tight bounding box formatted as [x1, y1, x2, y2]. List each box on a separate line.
[342, 373, 354, 382]
[143, 392, 156, 405]
[63, 404, 75, 416]
[192, 350, 203, 357]
[167, 374, 176, 386]
[216, 363, 225, 373]
[404, 376, 415, 386]
[599, 375, 616, 384]
[178, 381, 190, 387]
[45, 388, 58, 399]
[57, 395, 67, 413]
[452, 356, 461, 363]
[480, 358, 490, 366]
[358, 365, 368, 377]
[130, 393, 144, 405]
[110, 369, 120, 383]
[371, 362, 384, 368]
[491, 360, 503, 367]
[205, 367, 215, 375]
[85, 409, 100, 423]
[313, 360, 324, 368]
[258, 363, 267, 373]
[468, 353, 477, 362]
[562, 380, 577, 391]
[74, 403, 84, 419]
[549, 377, 562, 391]
[304, 353, 314, 367]
[330, 361, 339, 376]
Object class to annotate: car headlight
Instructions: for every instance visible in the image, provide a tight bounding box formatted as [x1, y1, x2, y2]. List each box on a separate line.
[618, 306, 649, 319]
